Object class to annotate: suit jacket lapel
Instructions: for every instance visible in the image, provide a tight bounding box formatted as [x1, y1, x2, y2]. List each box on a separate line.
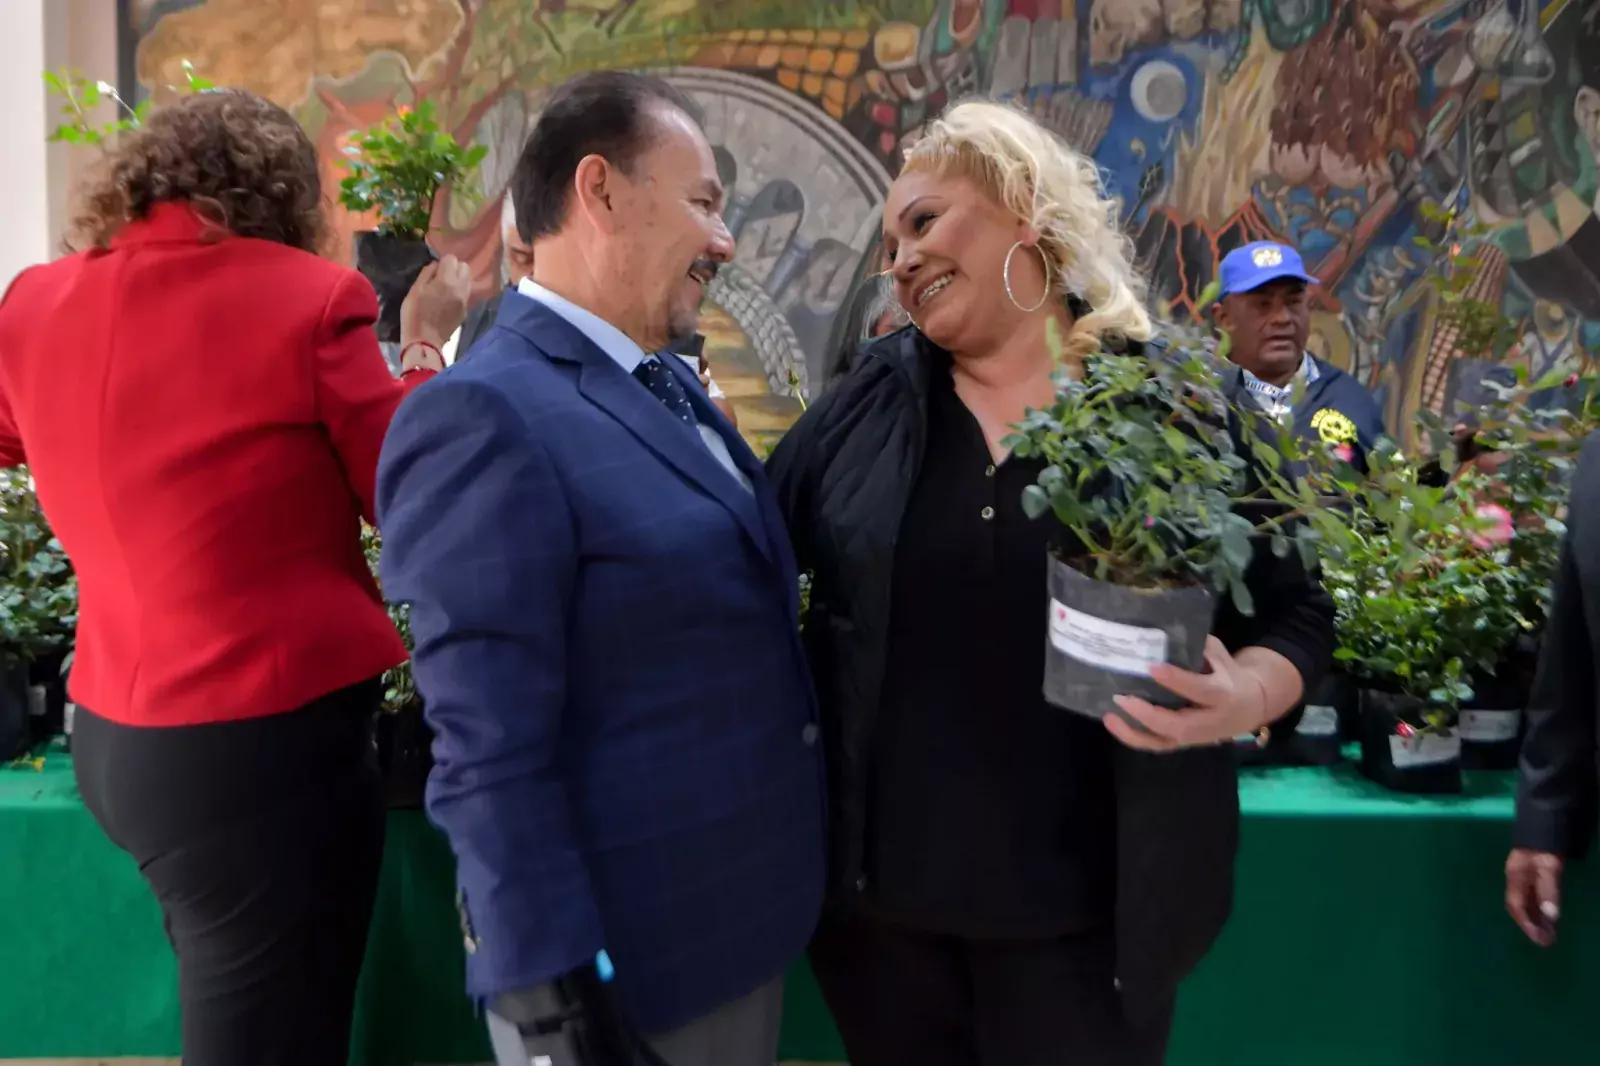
[499, 296, 774, 564]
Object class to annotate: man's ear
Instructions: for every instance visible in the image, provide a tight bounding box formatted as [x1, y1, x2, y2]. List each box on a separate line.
[1576, 87, 1600, 155]
[571, 154, 620, 233]
[1212, 296, 1233, 333]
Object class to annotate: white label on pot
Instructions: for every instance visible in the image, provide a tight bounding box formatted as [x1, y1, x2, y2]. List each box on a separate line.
[1048, 599, 1168, 677]
[1389, 732, 1460, 769]
[1458, 709, 1521, 743]
[1297, 705, 1339, 737]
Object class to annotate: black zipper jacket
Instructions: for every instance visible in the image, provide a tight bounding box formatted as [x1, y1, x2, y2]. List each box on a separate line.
[766, 325, 1335, 1022]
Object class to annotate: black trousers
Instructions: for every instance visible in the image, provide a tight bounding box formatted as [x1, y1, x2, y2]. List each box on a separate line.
[809, 906, 1174, 1066]
[73, 679, 386, 1066]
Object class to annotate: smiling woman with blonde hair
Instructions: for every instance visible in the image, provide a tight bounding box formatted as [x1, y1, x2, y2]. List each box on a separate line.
[768, 99, 1332, 1065]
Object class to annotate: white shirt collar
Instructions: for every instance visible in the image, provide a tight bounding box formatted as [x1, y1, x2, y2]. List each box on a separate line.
[516, 277, 648, 374]
[1240, 352, 1319, 412]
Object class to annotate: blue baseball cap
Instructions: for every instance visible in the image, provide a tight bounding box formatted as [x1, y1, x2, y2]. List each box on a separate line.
[1218, 241, 1319, 296]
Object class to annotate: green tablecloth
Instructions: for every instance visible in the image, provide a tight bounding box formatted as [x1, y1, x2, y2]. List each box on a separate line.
[2, 745, 1596, 1064]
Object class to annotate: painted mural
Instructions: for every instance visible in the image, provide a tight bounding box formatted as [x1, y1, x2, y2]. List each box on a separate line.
[129, 0, 1600, 449]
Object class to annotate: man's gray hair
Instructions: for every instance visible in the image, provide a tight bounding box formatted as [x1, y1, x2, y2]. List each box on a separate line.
[501, 191, 518, 237]
[859, 273, 910, 339]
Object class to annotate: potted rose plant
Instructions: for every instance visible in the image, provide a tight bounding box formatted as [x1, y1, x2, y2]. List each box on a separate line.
[1412, 372, 1598, 768]
[361, 525, 428, 808]
[0, 470, 77, 758]
[1307, 448, 1527, 793]
[338, 100, 487, 343]
[1408, 207, 1600, 767]
[1007, 322, 1316, 719]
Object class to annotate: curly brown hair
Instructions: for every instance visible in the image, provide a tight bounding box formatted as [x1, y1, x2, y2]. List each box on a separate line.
[69, 89, 326, 253]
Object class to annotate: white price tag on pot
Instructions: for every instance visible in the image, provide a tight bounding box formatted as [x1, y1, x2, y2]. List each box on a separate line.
[1458, 710, 1521, 743]
[1389, 732, 1460, 769]
[1297, 705, 1340, 737]
[1048, 599, 1168, 677]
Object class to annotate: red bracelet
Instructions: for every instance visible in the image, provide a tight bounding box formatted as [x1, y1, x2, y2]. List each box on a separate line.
[400, 340, 443, 370]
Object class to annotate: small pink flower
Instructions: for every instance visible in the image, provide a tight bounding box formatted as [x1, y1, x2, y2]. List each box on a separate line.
[1144, 515, 1156, 529]
[1566, 374, 1580, 388]
[1469, 503, 1514, 548]
[1333, 443, 1354, 463]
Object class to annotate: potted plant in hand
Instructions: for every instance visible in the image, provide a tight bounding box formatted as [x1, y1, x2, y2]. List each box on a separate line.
[1007, 322, 1314, 719]
[0, 470, 78, 757]
[339, 100, 488, 344]
[362, 525, 430, 808]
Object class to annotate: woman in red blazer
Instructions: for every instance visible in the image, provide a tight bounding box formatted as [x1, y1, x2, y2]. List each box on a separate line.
[0, 90, 469, 1064]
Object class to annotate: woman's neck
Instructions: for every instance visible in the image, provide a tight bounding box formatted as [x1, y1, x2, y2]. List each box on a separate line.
[949, 309, 1075, 396]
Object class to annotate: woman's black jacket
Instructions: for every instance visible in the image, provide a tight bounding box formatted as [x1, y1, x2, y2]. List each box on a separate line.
[765, 325, 1335, 1023]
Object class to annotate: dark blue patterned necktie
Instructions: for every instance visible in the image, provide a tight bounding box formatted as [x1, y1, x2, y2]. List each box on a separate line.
[632, 357, 699, 427]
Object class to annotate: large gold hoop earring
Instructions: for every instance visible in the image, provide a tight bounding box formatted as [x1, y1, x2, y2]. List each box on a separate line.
[1003, 241, 1052, 313]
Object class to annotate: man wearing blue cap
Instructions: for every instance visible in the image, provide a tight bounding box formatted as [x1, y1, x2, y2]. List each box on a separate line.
[1214, 241, 1386, 471]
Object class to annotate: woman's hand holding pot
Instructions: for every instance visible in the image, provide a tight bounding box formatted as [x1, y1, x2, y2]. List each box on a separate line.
[1105, 636, 1269, 752]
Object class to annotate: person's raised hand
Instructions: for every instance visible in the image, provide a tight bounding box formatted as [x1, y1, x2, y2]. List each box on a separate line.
[400, 255, 472, 352]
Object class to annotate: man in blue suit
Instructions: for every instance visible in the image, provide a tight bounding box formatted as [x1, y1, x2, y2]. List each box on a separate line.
[376, 71, 825, 1066]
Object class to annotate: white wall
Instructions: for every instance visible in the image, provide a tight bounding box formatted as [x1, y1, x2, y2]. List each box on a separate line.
[0, 0, 118, 293]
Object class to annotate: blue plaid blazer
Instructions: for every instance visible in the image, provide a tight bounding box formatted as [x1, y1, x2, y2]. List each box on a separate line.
[376, 293, 826, 1035]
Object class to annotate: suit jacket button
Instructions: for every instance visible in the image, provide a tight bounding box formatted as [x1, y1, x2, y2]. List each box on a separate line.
[802, 723, 819, 746]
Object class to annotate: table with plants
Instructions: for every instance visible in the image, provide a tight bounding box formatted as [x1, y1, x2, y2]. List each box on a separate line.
[4, 81, 1598, 1065]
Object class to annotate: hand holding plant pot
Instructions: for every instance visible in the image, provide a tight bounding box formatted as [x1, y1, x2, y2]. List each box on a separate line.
[339, 100, 488, 343]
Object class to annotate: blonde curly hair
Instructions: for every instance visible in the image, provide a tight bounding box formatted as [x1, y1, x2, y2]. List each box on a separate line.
[901, 98, 1152, 364]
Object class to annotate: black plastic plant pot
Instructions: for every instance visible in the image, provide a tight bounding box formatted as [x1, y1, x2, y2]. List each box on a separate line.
[1235, 669, 1346, 768]
[1458, 668, 1525, 772]
[352, 231, 437, 344]
[1291, 669, 1352, 765]
[0, 661, 32, 761]
[1358, 688, 1461, 794]
[1042, 556, 1216, 721]
[26, 648, 68, 742]
[373, 698, 434, 810]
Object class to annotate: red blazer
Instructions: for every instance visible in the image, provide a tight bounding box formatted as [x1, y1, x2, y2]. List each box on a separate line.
[0, 202, 433, 726]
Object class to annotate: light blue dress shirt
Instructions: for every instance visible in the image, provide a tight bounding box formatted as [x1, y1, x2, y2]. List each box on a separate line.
[516, 278, 752, 494]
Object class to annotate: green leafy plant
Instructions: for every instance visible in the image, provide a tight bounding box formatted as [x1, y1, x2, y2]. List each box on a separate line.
[1306, 452, 1527, 726]
[1411, 203, 1520, 364]
[1416, 368, 1599, 637]
[0, 470, 77, 669]
[43, 60, 212, 149]
[337, 100, 489, 242]
[1007, 319, 1317, 615]
[361, 525, 415, 713]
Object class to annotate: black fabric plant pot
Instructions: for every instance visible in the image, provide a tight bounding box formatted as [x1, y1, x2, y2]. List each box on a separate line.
[1358, 687, 1461, 794]
[0, 661, 33, 761]
[1235, 669, 1348, 768]
[1042, 556, 1216, 720]
[26, 648, 68, 743]
[352, 231, 436, 344]
[374, 698, 434, 810]
[1458, 665, 1526, 772]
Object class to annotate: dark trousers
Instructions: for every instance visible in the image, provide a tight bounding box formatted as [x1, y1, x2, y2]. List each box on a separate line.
[808, 906, 1174, 1066]
[73, 679, 386, 1066]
